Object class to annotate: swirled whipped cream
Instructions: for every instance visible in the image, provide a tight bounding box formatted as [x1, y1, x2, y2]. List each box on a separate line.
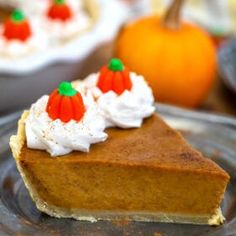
[76, 72, 155, 128]
[25, 95, 107, 157]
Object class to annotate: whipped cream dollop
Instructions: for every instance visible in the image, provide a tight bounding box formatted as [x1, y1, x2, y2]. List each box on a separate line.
[0, 19, 48, 58]
[42, 0, 91, 42]
[77, 72, 155, 128]
[25, 95, 108, 157]
[43, 12, 91, 42]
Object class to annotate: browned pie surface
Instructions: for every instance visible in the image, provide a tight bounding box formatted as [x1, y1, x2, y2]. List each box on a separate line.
[20, 115, 229, 173]
[19, 114, 229, 215]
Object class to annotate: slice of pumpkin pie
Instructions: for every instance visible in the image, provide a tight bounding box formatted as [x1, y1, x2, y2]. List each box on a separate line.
[10, 59, 229, 225]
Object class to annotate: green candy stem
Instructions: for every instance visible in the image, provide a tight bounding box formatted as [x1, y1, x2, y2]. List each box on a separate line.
[58, 82, 77, 96]
[55, 0, 65, 4]
[11, 9, 25, 22]
[108, 58, 124, 71]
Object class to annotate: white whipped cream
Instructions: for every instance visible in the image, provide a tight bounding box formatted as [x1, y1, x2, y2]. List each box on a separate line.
[25, 95, 108, 157]
[42, 9, 91, 42]
[76, 72, 155, 128]
[0, 19, 48, 58]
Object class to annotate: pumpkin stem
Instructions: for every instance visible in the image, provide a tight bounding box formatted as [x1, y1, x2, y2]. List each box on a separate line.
[162, 0, 185, 30]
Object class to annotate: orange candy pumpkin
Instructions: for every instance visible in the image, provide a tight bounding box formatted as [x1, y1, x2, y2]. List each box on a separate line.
[115, 0, 217, 108]
[3, 10, 31, 41]
[46, 82, 85, 123]
[97, 58, 132, 95]
[47, 0, 72, 22]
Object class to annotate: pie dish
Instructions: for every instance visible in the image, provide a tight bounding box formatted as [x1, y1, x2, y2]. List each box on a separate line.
[9, 59, 229, 225]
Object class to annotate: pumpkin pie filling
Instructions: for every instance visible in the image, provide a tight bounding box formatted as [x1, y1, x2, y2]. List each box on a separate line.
[10, 59, 229, 225]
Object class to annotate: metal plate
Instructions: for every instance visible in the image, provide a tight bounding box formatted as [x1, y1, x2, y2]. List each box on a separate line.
[0, 104, 236, 236]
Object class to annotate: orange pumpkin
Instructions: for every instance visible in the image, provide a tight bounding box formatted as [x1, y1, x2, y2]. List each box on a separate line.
[3, 10, 31, 41]
[47, 0, 72, 22]
[115, 0, 217, 108]
[97, 58, 132, 95]
[46, 82, 85, 123]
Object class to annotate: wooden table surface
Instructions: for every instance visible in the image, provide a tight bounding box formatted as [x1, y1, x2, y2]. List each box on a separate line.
[81, 41, 236, 118]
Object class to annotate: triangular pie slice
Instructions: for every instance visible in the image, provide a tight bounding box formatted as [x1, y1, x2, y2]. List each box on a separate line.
[10, 111, 229, 225]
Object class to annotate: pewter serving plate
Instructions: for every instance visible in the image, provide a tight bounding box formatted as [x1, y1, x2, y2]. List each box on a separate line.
[0, 104, 236, 236]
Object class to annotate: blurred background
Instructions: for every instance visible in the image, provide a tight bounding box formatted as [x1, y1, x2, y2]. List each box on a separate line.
[0, 0, 236, 116]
